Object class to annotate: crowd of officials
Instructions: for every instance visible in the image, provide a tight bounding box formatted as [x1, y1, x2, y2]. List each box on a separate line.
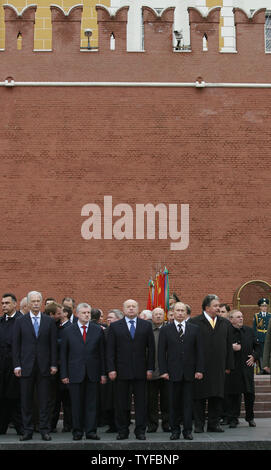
[0, 290, 270, 442]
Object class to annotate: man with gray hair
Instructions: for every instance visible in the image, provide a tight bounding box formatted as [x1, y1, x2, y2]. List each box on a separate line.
[60, 302, 106, 440]
[190, 294, 234, 433]
[19, 297, 28, 315]
[13, 291, 58, 441]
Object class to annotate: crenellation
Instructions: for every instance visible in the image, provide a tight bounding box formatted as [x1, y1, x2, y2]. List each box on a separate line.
[188, 7, 221, 53]
[0, 3, 270, 85]
[0, 3, 268, 56]
[96, 5, 128, 53]
[50, 4, 83, 52]
[142, 7, 175, 53]
[234, 8, 266, 55]
[3, 4, 37, 52]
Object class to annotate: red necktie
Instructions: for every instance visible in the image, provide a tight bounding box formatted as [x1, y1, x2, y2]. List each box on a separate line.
[82, 325, 87, 343]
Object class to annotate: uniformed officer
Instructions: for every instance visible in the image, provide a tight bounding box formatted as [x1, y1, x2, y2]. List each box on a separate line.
[253, 298, 271, 374]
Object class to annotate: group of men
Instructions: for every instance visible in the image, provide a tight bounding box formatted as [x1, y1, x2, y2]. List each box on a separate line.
[0, 290, 264, 442]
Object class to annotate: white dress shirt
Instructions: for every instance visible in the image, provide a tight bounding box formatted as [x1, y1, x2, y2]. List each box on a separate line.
[78, 321, 89, 335]
[30, 311, 41, 326]
[204, 311, 217, 327]
[125, 316, 137, 331]
[174, 319, 186, 334]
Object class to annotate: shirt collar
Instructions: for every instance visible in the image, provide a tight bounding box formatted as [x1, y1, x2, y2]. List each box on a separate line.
[30, 311, 41, 319]
[5, 311, 17, 320]
[174, 319, 186, 329]
[204, 311, 217, 324]
[78, 320, 89, 329]
[125, 316, 137, 325]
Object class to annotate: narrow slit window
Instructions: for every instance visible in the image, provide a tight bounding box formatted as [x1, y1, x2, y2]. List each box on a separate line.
[203, 33, 208, 51]
[17, 32, 22, 50]
[110, 33, 115, 51]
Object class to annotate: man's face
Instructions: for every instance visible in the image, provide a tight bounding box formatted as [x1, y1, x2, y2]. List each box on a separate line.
[1, 297, 16, 316]
[63, 299, 75, 313]
[152, 308, 164, 326]
[206, 299, 220, 318]
[123, 300, 138, 319]
[167, 311, 174, 322]
[107, 312, 118, 325]
[230, 311, 243, 329]
[219, 306, 228, 317]
[174, 302, 187, 323]
[77, 307, 91, 325]
[28, 294, 42, 314]
[260, 304, 268, 313]
[51, 307, 63, 322]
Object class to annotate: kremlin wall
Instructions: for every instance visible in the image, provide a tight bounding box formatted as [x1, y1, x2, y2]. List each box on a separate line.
[0, 4, 271, 323]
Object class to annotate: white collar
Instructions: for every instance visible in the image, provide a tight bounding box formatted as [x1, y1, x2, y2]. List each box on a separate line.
[125, 316, 137, 324]
[204, 311, 217, 324]
[174, 319, 186, 330]
[6, 311, 17, 320]
[30, 311, 41, 319]
[78, 320, 89, 329]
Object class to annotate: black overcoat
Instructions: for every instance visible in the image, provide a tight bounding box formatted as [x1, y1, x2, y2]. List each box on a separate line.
[190, 314, 234, 399]
[225, 324, 260, 394]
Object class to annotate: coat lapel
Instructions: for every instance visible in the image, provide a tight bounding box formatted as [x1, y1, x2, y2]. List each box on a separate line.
[74, 322, 85, 343]
[169, 322, 180, 341]
[26, 312, 37, 337]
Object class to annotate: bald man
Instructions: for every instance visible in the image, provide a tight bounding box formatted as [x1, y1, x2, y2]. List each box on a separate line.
[106, 299, 155, 440]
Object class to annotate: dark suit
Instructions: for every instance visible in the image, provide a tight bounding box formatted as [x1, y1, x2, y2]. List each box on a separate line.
[225, 324, 261, 425]
[158, 321, 204, 436]
[50, 320, 72, 431]
[106, 317, 155, 437]
[60, 321, 105, 437]
[0, 311, 23, 434]
[13, 312, 57, 436]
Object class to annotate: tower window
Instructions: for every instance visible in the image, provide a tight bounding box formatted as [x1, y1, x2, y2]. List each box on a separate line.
[265, 12, 271, 52]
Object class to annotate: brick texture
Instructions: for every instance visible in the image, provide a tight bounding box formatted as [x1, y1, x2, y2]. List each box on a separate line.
[0, 6, 270, 323]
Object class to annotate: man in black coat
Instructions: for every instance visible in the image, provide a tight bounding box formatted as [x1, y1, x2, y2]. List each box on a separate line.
[0, 293, 23, 435]
[60, 302, 106, 440]
[190, 294, 234, 433]
[13, 291, 58, 441]
[158, 302, 204, 440]
[106, 299, 155, 440]
[225, 310, 260, 428]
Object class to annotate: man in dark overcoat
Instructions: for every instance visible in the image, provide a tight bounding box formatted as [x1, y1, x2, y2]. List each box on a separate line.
[0, 293, 23, 435]
[190, 294, 234, 433]
[225, 309, 260, 428]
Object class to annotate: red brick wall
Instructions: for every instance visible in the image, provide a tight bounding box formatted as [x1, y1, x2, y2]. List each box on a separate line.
[0, 6, 270, 322]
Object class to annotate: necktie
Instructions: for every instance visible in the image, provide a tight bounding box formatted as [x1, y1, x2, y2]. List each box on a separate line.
[33, 317, 39, 337]
[178, 323, 183, 337]
[82, 325, 87, 343]
[129, 320, 135, 339]
[209, 318, 216, 329]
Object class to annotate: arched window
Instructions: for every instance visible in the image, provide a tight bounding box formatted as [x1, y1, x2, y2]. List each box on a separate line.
[233, 280, 271, 326]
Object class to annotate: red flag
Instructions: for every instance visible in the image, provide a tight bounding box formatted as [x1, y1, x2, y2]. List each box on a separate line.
[147, 279, 153, 310]
[153, 273, 158, 308]
[157, 272, 165, 310]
